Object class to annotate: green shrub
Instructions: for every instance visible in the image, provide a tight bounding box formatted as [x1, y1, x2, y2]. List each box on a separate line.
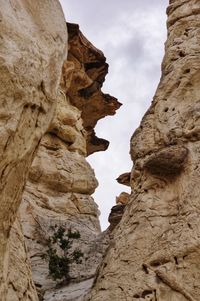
[42, 225, 83, 283]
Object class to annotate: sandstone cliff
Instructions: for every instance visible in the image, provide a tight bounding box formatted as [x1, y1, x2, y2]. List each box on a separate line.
[18, 23, 121, 301]
[0, 1, 67, 300]
[3, 1, 200, 301]
[87, 0, 200, 300]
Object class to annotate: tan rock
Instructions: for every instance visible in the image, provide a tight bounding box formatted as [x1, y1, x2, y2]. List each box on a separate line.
[0, 1, 67, 299]
[61, 23, 122, 155]
[7, 217, 38, 301]
[20, 135, 106, 299]
[107, 192, 130, 233]
[116, 192, 130, 205]
[108, 204, 126, 232]
[143, 145, 188, 177]
[87, 1, 200, 300]
[18, 22, 118, 301]
[49, 92, 87, 156]
[29, 134, 97, 195]
[116, 172, 131, 187]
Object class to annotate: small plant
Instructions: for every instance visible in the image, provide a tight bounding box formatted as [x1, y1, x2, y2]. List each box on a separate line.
[42, 225, 84, 283]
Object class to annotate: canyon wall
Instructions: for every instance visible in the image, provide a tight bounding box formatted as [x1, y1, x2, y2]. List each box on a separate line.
[19, 23, 121, 301]
[87, 0, 200, 300]
[0, 1, 67, 300]
[3, 1, 200, 301]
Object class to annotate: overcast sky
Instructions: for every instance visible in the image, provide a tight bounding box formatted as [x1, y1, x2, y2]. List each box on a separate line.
[59, 0, 169, 230]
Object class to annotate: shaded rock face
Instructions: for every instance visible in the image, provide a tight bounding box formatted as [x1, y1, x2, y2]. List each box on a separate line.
[19, 23, 119, 301]
[87, 1, 200, 300]
[116, 172, 131, 187]
[108, 204, 126, 232]
[107, 191, 130, 233]
[0, 1, 67, 300]
[143, 145, 188, 177]
[61, 23, 122, 155]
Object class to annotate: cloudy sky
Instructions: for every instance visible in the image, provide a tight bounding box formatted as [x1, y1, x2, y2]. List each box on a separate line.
[60, 0, 169, 229]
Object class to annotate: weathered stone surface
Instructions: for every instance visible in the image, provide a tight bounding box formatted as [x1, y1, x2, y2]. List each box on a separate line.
[7, 217, 38, 301]
[107, 192, 130, 232]
[49, 91, 87, 156]
[44, 279, 94, 301]
[61, 23, 122, 155]
[108, 204, 126, 232]
[29, 134, 97, 195]
[20, 112, 104, 301]
[143, 145, 188, 177]
[0, 1, 67, 300]
[116, 172, 131, 187]
[116, 192, 130, 205]
[18, 22, 118, 301]
[87, 1, 200, 300]
[20, 184, 107, 300]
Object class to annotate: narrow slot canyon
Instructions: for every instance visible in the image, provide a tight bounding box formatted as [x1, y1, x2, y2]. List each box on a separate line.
[0, 1, 200, 301]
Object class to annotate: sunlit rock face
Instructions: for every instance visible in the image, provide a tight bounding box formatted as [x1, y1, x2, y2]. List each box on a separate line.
[0, 1, 67, 300]
[87, 1, 200, 300]
[19, 23, 120, 301]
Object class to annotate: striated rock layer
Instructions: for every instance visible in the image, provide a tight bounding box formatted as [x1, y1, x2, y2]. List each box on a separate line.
[19, 23, 120, 301]
[87, 0, 200, 300]
[0, 1, 67, 300]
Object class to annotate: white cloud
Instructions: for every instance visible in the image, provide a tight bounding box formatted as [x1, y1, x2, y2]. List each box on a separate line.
[59, 0, 169, 230]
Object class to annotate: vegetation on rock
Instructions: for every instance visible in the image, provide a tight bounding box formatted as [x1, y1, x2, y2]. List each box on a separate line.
[42, 225, 83, 283]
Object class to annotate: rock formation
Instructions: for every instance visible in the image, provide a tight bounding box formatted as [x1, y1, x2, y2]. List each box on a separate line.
[18, 23, 121, 301]
[0, 1, 67, 300]
[87, 0, 200, 300]
[4, 1, 200, 300]
[107, 192, 130, 232]
[116, 172, 131, 187]
[61, 23, 121, 156]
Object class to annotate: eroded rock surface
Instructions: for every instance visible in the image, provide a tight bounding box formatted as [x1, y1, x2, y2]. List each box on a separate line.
[87, 1, 200, 300]
[61, 23, 122, 155]
[7, 217, 38, 301]
[116, 172, 131, 187]
[19, 23, 119, 301]
[108, 204, 126, 232]
[0, 1, 67, 300]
